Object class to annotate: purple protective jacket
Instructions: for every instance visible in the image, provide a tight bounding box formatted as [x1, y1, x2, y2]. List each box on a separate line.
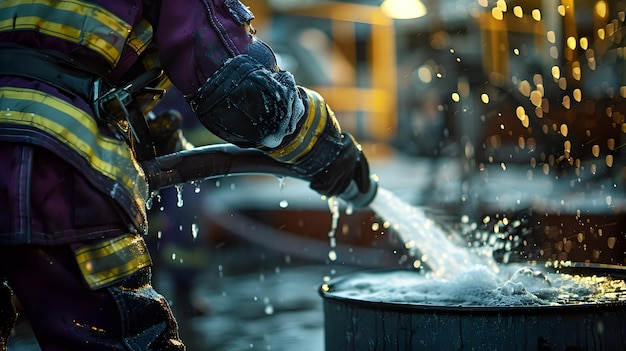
[0, 0, 279, 245]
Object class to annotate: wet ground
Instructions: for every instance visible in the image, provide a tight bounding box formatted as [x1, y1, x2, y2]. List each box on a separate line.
[156, 240, 370, 351]
[172, 263, 351, 351]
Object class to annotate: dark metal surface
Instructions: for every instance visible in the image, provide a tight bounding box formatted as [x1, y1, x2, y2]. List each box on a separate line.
[321, 266, 626, 351]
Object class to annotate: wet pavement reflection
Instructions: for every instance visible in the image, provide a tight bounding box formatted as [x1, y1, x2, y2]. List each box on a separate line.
[176, 264, 340, 351]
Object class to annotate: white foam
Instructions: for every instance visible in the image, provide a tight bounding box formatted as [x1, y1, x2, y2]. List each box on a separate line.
[328, 264, 626, 307]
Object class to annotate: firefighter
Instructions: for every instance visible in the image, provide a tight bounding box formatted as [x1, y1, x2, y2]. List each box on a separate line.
[0, 0, 372, 350]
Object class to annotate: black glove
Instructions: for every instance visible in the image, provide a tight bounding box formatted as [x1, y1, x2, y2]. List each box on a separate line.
[147, 109, 193, 156]
[309, 133, 371, 197]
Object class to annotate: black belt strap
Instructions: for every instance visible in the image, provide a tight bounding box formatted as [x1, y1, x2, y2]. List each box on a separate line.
[0, 44, 160, 162]
[0, 45, 105, 102]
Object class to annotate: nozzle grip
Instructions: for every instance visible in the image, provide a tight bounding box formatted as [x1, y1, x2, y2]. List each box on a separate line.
[338, 174, 378, 208]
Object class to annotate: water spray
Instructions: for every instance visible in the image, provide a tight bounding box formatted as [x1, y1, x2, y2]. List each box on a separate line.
[142, 143, 378, 207]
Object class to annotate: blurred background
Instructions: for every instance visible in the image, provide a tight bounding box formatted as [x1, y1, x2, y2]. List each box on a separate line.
[8, 0, 626, 350]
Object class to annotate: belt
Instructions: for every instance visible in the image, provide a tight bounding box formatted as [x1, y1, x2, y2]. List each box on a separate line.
[0, 44, 109, 103]
[0, 44, 165, 161]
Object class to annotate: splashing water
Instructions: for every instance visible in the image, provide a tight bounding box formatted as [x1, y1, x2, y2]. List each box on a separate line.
[175, 183, 184, 207]
[327, 197, 340, 262]
[326, 264, 626, 307]
[191, 223, 199, 241]
[329, 187, 626, 306]
[192, 180, 202, 194]
[368, 187, 497, 279]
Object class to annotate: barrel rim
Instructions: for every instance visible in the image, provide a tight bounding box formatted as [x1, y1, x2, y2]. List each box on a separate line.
[319, 263, 626, 314]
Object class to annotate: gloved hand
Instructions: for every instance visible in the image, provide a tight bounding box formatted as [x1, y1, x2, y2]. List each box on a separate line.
[147, 109, 193, 156]
[309, 132, 371, 197]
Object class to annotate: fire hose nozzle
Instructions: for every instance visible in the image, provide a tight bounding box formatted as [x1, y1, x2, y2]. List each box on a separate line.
[338, 174, 379, 208]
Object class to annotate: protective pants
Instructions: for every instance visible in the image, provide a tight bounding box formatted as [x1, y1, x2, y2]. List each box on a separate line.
[0, 244, 186, 351]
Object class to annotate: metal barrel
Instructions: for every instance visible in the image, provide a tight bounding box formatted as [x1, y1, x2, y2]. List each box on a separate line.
[320, 266, 626, 351]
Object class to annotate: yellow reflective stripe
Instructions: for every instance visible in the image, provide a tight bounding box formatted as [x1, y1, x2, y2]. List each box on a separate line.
[0, 0, 150, 66]
[268, 88, 328, 163]
[0, 87, 147, 203]
[74, 234, 152, 289]
[127, 18, 153, 56]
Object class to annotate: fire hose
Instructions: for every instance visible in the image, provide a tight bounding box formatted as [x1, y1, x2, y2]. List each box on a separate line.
[141, 144, 379, 207]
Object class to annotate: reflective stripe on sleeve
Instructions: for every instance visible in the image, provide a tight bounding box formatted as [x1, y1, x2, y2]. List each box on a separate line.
[0, 0, 151, 66]
[267, 88, 328, 163]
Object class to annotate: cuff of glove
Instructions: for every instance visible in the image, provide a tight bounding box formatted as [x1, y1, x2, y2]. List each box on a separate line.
[290, 130, 344, 176]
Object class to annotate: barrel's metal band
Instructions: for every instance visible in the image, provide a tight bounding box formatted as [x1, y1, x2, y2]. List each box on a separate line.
[73, 234, 152, 290]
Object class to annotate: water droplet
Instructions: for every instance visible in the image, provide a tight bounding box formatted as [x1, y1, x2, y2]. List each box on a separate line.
[175, 184, 184, 207]
[328, 250, 337, 261]
[491, 7, 504, 20]
[592, 145, 600, 157]
[193, 181, 202, 193]
[519, 80, 531, 96]
[562, 95, 571, 109]
[496, 0, 507, 11]
[530, 90, 543, 107]
[531, 8, 541, 21]
[595, 1, 607, 18]
[191, 223, 199, 240]
[551, 66, 560, 80]
[276, 176, 286, 191]
[607, 138, 615, 150]
[566, 36, 577, 50]
[608, 237, 617, 249]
